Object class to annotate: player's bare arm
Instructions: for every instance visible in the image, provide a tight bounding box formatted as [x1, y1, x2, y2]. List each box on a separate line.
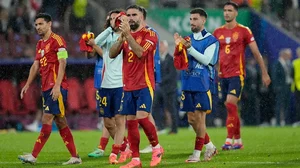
[86, 39, 103, 58]
[248, 41, 271, 87]
[20, 60, 40, 99]
[51, 57, 66, 101]
[109, 34, 124, 58]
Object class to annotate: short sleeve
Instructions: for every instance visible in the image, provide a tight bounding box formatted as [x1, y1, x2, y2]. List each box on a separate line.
[52, 34, 67, 52]
[140, 30, 158, 57]
[244, 27, 255, 45]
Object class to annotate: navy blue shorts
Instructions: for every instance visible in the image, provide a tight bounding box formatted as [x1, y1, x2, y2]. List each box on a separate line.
[42, 87, 68, 117]
[96, 87, 123, 118]
[219, 76, 244, 102]
[180, 90, 212, 113]
[120, 87, 153, 115]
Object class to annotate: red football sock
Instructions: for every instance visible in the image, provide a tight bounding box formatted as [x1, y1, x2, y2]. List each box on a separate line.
[32, 124, 52, 158]
[235, 117, 241, 139]
[127, 120, 140, 158]
[98, 137, 109, 150]
[120, 137, 128, 152]
[204, 132, 210, 144]
[195, 137, 205, 151]
[226, 103, 238, 139]
[138, 117, 159, 147]
[111, 144, 121, 155]
[59, 126, 77, 157]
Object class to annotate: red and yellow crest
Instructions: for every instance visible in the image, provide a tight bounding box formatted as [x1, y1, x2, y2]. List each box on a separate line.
[45, 43, 50, 53]
[232, 32, 239, 42]
[136, 36, 142, 44]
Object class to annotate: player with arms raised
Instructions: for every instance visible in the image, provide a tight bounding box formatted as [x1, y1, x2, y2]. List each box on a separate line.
[110, 5, 164, 168]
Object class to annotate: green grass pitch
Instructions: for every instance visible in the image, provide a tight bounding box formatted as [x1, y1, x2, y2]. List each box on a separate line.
[1, 127, 300, 168]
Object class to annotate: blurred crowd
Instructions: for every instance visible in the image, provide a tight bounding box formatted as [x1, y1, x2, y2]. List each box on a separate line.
[241, 48, 300, 127]
[0, 0, 299, 59]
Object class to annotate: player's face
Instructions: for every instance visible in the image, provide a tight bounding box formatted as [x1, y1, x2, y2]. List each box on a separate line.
[110, 12, 119, 31]
[190, 14, 206, 33]
[126, 8, 142, 31]
[223, 5, 238, 23]
[35, 18, 51, 37]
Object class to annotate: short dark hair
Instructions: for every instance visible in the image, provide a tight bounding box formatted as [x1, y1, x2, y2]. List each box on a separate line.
[224, 1, 239, 11]
[140, 6, 147, 20]
[34, 13, 52, 22]
[126, 4, 144, 13]
[190, 8, 207, 18]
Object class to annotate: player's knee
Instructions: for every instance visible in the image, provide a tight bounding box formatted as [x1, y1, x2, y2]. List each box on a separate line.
[188, 117, 195, 125]
[55, 121, 68, 129]
[54, 118, 68, 129]
[104, 121, 115, 131]
[42, 115, 53, 125]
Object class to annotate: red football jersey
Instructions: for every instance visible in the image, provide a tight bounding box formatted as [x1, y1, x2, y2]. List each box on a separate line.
[35, 33, 68, 91]
[121, 27, 158, 91]
[213, 24, 254, 78]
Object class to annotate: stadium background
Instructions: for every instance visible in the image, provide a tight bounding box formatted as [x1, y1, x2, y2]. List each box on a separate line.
[0, 0, 299, 131]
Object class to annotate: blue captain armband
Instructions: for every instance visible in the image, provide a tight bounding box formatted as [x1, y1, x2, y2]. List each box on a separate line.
[57, 48, 68, 59]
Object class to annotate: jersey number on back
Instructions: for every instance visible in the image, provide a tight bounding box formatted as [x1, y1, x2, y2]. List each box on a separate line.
[225, 45, 230, 54]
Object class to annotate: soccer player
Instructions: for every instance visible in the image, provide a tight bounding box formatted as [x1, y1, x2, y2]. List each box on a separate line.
[110, 5, 164, 168]
[213, 1, 271, 150]
[18, 13, 81, 165]
[173, 8, 219, 162]
[85, 9, 131, 164]
[139, 6, 161, 154]
[86, 53, 111, 158]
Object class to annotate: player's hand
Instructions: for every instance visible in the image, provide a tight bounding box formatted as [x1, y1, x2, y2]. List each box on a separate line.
[181, 37, 191, 49]
[174, 33, 181, 45]
[20, 84, 29, 99]
[119, 16, 130, 37]
[50, 84, 61, 101]
[87, 39, 96, 47]
[262, 73, 271, 87]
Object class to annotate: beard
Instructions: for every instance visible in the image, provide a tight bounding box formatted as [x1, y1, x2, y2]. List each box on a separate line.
[191, 26, 200, 33]
[129, 21, 139, 31]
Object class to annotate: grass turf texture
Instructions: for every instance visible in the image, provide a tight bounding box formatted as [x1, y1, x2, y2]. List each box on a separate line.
[1, 127, 300, 168]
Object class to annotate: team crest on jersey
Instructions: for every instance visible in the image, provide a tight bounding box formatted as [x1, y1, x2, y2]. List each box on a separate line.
[45, 43, 50, 53]
[232, 32, 239, 42]
[225, 37, 231, 44]
[136, 36, 142, 44]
